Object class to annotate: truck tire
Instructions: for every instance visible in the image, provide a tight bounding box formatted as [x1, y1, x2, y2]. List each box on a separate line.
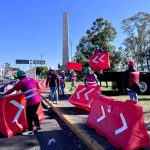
[139, 81, 148, 93]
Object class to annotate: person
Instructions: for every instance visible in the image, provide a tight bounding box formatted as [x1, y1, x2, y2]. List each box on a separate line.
[94, 48, 106, 55]
[59, 71, 66, 97]
[46, 66, 60, 104]
[70, 70, 77, 91]
[0, 70, 41, 135]
[123, 60, 140, 101]
[84, 67, 99, 86]
[94, 45, 106, 55]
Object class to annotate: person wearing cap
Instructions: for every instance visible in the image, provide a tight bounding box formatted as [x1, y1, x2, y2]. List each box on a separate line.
[84, 67, 99, 86]
[1, 70, 41, 135]
[46, 66, 60, 104]
[94, 45, 106, 55]
[123, 60, 140, 100]
[59, 71, 66, 97]
[70, 70, 77, 91]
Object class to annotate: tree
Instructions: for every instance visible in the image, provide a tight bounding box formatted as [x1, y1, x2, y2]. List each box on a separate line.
[74, 17, 119, 70]
[121, 12, 150, 70]
[36, 66, 48, 79]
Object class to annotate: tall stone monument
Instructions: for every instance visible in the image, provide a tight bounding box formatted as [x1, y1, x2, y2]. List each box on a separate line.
[62, 12, 69, 71]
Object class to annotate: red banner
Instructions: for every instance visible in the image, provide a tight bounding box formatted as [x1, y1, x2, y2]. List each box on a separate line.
[89, 52, 110, 70]
[66, 62, 82, 71]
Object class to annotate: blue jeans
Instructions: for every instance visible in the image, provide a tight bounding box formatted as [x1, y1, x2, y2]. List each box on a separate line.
[50, 86, 58, 102]
[61, 84, 65, 96]
[128, 91, 138, 101]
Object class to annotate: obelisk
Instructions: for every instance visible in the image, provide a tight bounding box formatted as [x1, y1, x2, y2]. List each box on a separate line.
[62, 12, 69, 71]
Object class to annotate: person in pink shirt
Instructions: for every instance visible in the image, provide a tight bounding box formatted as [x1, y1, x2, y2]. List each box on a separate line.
[1, 70, 41, 135]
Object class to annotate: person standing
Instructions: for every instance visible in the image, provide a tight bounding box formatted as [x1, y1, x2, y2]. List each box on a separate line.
[59, 71, 66, 97]
[46, 67, 60, 104]
[70, 70, 77, 91]
[123, 60, 140, 101]
[84, 67, 99, 86]
[1, 70, 41, 135]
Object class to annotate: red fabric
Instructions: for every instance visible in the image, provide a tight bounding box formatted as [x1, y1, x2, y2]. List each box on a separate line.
[89, 52, 110, 70]
[129, 71, 140, 86]
[66, 62, 82, 71]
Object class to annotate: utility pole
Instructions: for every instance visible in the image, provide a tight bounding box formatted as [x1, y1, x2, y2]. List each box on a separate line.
[70, 39, 72, 61]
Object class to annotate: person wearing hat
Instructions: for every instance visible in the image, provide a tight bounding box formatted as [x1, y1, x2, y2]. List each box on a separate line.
[0, 70, 41, 135]
[94, 45, 106, 55]
[59, 70, 66, 97]
[84, 67, 99, 86]
[70, 70, 77, 91]
[123, 60, 140, 100]
[46, 66, 60, 103]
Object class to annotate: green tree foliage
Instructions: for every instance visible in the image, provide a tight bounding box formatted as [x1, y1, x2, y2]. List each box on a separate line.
[122, 12, 150, 70]
[36, 66, 48, 79]
[74, 17, 122, 70]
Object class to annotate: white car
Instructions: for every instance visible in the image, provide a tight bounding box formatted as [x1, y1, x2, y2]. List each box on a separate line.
[0, 76, 3, 82]
[5, 75, 14, 79]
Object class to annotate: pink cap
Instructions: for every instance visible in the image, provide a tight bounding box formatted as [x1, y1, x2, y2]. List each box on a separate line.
[128, 60, 135, 66]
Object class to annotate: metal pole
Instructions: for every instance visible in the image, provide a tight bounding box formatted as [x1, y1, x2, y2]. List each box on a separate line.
[70, 41, 72, 61]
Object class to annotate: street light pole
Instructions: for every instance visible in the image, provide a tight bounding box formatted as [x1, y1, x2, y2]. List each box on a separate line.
[69, 39, 72, 61]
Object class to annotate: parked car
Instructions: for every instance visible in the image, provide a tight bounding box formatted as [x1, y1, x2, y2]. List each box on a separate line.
[5, 75, 14, 79]
[0, 76, 3, 82]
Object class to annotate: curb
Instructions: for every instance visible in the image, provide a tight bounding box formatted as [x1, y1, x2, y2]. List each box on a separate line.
[41, 96, 105, 150]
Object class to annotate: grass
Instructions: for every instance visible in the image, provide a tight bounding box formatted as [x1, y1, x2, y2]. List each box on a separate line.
[65, 81, 150, 123]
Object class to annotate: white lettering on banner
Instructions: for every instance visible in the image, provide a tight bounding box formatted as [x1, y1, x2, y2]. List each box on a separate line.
[84, 88, 95, 100]
[77, 88, 95, 100]
[10, 100, 24, 123]
[115, 113, 128, 135]
[97, 105, 106, 122]
[92, 54, 105, 64]
[92, 56, 99, 64]
[39, 81, 42, 88]
[39, 81, 46, 88]
[77, 88, 86, 99]
[107, 105, 111, 113]
[99, 54, 105, 63]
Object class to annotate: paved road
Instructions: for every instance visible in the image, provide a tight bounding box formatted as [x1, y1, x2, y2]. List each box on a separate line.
[0, 107, 87, 150]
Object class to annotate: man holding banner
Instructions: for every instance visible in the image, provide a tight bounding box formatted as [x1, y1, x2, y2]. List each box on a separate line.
[84, 67, 99, 86]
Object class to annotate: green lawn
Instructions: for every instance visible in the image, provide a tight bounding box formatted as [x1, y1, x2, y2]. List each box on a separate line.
[65, 81, 150, 123]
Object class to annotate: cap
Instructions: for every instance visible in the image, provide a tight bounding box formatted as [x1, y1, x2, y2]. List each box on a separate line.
[128, 60, 135, 67]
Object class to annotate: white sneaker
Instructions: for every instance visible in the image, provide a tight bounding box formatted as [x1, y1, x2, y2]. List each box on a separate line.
[22, 130, 34, 136]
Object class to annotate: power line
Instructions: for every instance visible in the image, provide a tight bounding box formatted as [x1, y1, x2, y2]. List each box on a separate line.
[0, 33, 57, 43]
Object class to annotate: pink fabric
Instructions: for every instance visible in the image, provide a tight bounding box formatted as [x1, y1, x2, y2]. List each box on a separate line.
[85, 74, 97, 85]
[21, 78, 41, 106]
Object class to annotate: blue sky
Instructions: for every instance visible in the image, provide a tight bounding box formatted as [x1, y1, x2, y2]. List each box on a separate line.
[0, 0, 149, 71]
